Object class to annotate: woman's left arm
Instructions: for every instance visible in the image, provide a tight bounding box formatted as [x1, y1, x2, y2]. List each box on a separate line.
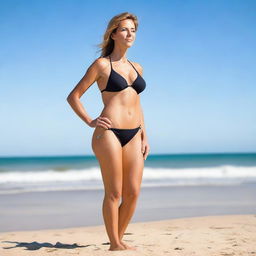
[136, 62, 150, 160]
[140, 104, 147, 140]
[139, 98, 150, 160]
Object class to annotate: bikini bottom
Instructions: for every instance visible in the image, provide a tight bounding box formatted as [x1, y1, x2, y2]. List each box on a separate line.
[107, 124, 142, 147]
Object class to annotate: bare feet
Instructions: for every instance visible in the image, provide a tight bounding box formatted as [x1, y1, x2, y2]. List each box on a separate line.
[120, 240, 137, 250]
[108, 244, 126, 251]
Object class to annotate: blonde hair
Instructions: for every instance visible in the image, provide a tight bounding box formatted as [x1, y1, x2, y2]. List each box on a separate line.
[96, 12, 139, 58]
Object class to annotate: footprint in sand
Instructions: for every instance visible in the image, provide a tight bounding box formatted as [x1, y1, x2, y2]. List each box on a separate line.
[174, 234, 183, 239]
[209, 226, 233, 229]
[174, 247, 183, 250]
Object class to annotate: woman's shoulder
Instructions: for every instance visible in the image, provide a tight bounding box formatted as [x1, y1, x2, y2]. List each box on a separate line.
[86, 57, 110, 75]
[91, 56, 110, 70]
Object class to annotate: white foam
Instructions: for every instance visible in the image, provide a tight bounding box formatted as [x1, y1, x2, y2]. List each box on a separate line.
[0, 165, 255, 184]
[0, 165, 255, 195]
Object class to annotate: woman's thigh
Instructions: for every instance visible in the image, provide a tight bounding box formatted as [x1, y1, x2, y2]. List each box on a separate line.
[121, 129, 144, 196]
[92, 127, 123, 195]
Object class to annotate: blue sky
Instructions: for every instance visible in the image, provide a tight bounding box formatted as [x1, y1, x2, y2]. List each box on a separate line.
[0, 0, 255, 156]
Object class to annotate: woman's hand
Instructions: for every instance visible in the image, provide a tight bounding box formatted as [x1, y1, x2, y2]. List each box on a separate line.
[141, 138, 150, 160]
[89, 116, 112, 129]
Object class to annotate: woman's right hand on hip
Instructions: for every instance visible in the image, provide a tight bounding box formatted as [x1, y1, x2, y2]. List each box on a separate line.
[89, 116, 112, 129]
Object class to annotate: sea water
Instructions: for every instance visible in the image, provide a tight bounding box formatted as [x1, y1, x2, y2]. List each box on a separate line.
[0, 153, 255, 194]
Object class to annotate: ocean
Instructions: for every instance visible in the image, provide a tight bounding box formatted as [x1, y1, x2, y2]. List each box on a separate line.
[0, 153, 255, 195]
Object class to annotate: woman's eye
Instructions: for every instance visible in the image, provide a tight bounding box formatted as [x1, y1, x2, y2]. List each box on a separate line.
[121, 29, 135, 32]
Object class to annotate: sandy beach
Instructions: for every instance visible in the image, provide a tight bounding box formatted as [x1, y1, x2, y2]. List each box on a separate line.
[0, 214, 255, 255]
[1, 181, 256, 255]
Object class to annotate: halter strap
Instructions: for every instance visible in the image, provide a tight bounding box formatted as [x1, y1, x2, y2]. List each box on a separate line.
[127, 59, 139, 73]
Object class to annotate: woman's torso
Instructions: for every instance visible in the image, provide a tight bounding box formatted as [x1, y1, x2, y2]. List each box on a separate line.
[96, 56, 146, 129]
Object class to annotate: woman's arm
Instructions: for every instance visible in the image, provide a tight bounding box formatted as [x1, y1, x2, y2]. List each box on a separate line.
[138, 97, 150, 160]
[135, 62, 148, 141]
[135, 62, 150, 159]
[66, 59, 101, 126]
[140, 103, 148, 141]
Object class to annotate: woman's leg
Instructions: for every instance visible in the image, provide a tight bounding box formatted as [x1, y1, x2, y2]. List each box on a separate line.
[91, 127, 125, 251]
[118, 129, 144, 246]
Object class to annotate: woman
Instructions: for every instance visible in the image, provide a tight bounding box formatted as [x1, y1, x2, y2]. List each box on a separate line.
[67, 12, 150, 251]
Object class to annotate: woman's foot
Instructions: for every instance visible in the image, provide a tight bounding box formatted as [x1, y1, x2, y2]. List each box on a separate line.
[120, 240, 137, 250]
[108, 243, 126, 251]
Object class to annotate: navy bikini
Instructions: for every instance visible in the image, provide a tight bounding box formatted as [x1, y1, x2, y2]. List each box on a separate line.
[101, 56, 146, 94]
[100, 56, 146, 147]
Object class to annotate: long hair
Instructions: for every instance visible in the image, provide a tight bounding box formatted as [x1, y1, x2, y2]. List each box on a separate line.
[96, 12, 139, 58]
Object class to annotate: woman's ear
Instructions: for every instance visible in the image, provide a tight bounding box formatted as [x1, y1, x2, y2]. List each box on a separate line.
[110, 32, 115, 40]
[110, 29, 117, 41]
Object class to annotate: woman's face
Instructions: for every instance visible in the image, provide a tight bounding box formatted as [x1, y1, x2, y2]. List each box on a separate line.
[111, 19, 136, 47]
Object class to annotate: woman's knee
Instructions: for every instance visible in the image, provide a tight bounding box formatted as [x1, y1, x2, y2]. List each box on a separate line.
[104, 190, 122, 202]
[122, 187, 140, 201]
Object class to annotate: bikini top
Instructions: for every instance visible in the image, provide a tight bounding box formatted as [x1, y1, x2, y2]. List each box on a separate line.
[101, 56, 146, 94]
